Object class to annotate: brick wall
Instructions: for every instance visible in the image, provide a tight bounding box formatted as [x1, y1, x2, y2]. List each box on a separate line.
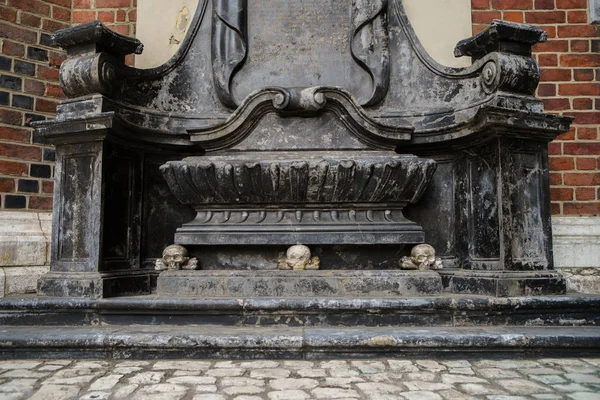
[0, 0, 136, 212]
[472, 0, 600, 216]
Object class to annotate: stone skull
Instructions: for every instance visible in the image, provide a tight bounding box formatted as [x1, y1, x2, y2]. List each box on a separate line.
[286, 245, 312, 270]
[411, 244, 436, 269]
[162, 244, 190, 270]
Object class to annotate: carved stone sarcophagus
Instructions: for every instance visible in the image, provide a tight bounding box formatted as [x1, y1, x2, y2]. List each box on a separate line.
[34, 0, 571, 299]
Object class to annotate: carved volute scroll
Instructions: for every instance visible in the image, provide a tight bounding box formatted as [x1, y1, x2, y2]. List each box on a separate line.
[212, 0, 247, 107]
[351, 0, 390, 106]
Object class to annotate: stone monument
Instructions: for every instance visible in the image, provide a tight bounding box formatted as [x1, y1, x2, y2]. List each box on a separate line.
[33, 0, 571, 300]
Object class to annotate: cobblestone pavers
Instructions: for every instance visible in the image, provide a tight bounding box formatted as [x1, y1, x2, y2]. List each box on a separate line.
[0, 358, 599, 399]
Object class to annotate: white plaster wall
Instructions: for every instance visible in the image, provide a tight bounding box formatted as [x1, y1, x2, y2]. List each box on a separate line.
[136, 0, 199, 69]
[135, 0, 472, 69]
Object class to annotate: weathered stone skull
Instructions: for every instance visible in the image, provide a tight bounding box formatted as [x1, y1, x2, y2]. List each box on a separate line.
[162, 244, 190, 270]
[286, 245, 312, 270]
[411, 244, 436, 269]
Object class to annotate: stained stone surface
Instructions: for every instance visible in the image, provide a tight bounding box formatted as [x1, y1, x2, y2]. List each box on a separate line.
[1, 358, 600, 399]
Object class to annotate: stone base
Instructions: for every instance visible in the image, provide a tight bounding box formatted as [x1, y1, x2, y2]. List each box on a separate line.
[448, 271, 566, 297]
[38, 270, 156, 299]
[157, 270, 443, 298]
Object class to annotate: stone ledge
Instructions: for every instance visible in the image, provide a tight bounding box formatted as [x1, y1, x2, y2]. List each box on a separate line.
[553, 216, 600, 294]
[0, 325, 598, 359]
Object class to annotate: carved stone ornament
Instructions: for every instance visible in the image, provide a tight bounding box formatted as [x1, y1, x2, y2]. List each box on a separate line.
[278, 245, 320, 271]
[400, 244, 443, 271]
[155, 244, 199, 271]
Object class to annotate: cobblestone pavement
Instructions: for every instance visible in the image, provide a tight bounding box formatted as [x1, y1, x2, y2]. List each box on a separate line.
[0, 358, 599, 400]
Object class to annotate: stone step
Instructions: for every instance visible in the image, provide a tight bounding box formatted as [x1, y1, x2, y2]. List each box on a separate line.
[0, 325, 599, 359]
[1, 295, 599, 327]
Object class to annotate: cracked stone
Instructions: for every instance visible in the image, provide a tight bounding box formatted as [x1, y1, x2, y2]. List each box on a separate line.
[249, 369, 291, 379]
[89, 374, 123, 391]
[311, 387, 360, 398]
[128, 371, 165, 385]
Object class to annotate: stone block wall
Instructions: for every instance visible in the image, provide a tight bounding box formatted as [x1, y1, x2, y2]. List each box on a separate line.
[472, 0, 599, 217]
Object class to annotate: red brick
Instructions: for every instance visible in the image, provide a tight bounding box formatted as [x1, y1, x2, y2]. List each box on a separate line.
[525, 11, 565, 24]
[1, 41, 24, 57]
[563, 202, 600, 215]
[37, 65, 59, 81]
[35, 98, 58, 113]
[574, 69, 595, 81]
[564, 112, 600, 124]
[128, 9, 136, 22]
[0, 160, 27, 176]
[0, 109, 22, 126]
[28, 196, 52, 210]
[551, 202, 561, 215]
[96, 0, 131, 7]
[0, 5, 17, 22]
[557, 25, 600, 38]
[72, 10, 95, 23]
[52, 6, 71, 22]
[98, 11, 115, 23]
[535, 0, 555, 9]
[42, 18, 68, 33]
[548, 142, 562, 156]
[106, 24, 129, 35]
[534, 40, 569, 53]
[577, 127, 597, 140]
[564, 142, 600, 155]
[568, 10, 588, 23]
[539, 54, 558, 67]
[0, 22, 38, 44]
[7, 0, 49, 16]
[116, 10, 126, 22]
[48, 52, 65, 68]
[73, 0, 91, 8]
[556, 128, 575, 140]
[19, 12, 41, 28]
[576, 157, 597, 170]
[44, 0, 72, 7]
[492, 0, 533, 9]
[472, 0, 490, 9]
[563, 173, 600, 186]
[544, 98, 570, 111]
[0, 143, 40, 161]
[575, 188, 596, 201]
[42, 180, 53, 194]
[23, 79, 45, 95]
[551, 187, 573, 201]
[0, 127, 30, 143]
[558, 83, 600, 96]
[540, 68, 571, 81]
[45, 83, 64, 99]
[550, 172, 563, 185]
[570, 40, 589, 53]
[503, 11, 524, 23]
[561, 54, 600, 67]
[0, 178, 15, 193]
[556, 0, 588, 8]
[573, 98, 593, 110]
[549, 156, 574, 170]
[538, 83, 556, 97]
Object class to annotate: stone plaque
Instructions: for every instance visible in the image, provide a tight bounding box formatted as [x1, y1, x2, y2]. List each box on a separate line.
[213, 0, 390, 106]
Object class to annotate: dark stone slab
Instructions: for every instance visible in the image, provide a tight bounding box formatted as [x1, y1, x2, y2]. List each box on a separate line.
[2, 295, 599, 328]
[157, 270, 443, 298]
[0, 325, 598, 359]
